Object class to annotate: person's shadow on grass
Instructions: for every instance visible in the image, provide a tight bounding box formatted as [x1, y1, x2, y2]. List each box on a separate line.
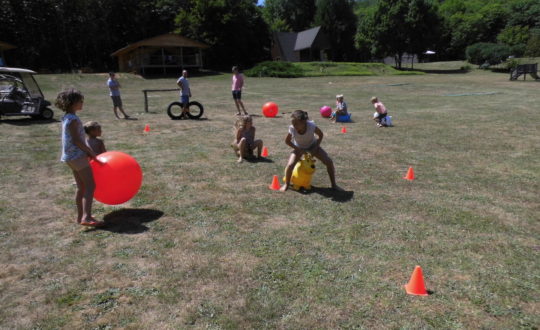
[297, 186, 354, 202]
[96, 208, 164, 234]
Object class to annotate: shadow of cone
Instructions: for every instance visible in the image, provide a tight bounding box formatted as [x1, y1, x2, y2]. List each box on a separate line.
[262, 147, 269, 157]
[341, 127, 347, 133]
[403, 167, 414, 180]
[143, 124, 150, 133]
[404, 266, 429, 296]
[269, 175, 280, 190]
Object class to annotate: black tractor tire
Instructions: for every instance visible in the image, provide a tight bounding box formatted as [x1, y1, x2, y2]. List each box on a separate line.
[167, 101, 204, 120]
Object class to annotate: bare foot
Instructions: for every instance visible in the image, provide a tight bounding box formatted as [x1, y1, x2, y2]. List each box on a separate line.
[80, 218, 105, 227]
[279, 184, 288, 192]
[237, 157, 243, 163]
[332, 185, 344, 191]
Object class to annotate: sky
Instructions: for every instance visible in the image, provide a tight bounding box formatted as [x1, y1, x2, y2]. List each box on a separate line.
[258, 0, 265, 5]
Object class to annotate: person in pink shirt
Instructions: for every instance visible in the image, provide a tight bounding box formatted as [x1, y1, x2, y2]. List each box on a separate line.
[232, 66, 248, 116]
[371, 96, 388, 127]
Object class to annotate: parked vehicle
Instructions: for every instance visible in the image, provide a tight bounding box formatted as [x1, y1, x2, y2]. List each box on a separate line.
[0, 67, 53, 119]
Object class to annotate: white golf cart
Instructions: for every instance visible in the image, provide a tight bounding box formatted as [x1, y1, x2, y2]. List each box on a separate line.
[0, 67, 53, 120]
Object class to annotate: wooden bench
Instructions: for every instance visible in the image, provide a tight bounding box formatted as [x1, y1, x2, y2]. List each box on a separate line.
[510, 63, 539, 80]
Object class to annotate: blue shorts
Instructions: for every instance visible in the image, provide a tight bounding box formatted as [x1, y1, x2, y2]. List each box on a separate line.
[232, 90, 242, 100]
[180, 95, 189, 105]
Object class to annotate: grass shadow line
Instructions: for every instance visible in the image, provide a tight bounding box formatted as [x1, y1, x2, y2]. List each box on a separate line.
[0, 118, 60, 126]
[295, 186, 354, 202]
[98, 208, 164, 234]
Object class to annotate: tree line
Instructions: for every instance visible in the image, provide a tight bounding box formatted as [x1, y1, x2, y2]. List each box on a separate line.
[1, 0, 539, 72]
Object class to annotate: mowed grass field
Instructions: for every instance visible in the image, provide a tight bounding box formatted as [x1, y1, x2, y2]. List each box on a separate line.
[0, 67, 538, 329]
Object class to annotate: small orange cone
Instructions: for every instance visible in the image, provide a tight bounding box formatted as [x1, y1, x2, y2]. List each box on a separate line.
[268, 175, 280, 190]
[261, 146, 269, 157]
[341, 126, 347, 133]
[404, 265, 429, 296]
[143, 124, 150, 133]
[403, 167, 414, 180]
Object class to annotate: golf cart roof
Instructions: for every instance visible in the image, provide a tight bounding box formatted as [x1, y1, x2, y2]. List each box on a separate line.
[0, 67, 37, 74]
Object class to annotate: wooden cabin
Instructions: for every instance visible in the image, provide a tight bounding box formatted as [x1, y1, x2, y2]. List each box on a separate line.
[271, 27, 330, 62]
[111, 34, 209, 75]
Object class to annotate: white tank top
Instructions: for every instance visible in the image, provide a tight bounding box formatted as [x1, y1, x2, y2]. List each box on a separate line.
[289, 120, 316, 149]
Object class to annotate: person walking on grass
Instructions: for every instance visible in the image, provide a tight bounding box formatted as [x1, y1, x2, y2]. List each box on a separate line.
[57, 88, 104, 227]
[280, 110, 341, 192]
[177, 70, 192, 118]
[107, 72, 130, 119]
[232, 66, 248, 116]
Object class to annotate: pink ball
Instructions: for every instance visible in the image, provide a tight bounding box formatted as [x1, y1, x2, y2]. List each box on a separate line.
[320, 106, 332, 117]
[262, 102, 279, 117]
[90, 151, 143, 205]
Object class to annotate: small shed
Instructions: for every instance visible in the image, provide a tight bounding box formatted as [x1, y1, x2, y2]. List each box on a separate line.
[272, 26, 330, 62]
[0, 41, 16, 66]
[111, 34, 209, 75]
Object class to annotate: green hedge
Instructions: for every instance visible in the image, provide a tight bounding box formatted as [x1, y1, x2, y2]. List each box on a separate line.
[244, 61, 304, 78]
[245, 61, 423, 77]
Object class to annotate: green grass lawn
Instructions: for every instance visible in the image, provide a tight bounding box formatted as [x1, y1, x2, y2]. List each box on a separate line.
[0, 67, 538, 329]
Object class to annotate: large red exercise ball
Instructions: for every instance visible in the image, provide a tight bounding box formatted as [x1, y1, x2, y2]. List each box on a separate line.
[262, 102, 279, 118]
[90, 151, 143, 205]
[320, 106, 332, 117]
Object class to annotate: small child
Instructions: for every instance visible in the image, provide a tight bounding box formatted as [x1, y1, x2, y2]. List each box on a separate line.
[280, 110, 340, 192]
[232, 66, 248, 116]
[84, 121, 107, 155]
[232, 115, 263, 163]
[371, 96, 388, 127]
[331, 94, 348, 122]
[56, 88, 104, 227]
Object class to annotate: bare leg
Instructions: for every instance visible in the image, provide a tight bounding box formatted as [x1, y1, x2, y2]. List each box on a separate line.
[118, 106, 130, 118]
[72, 169, 84, 223]
[113, 107, 121, 119]
[312, 147, 339, 189]
[234, 99, 242, 115]
[254, 140, 263, 158]
[280, 151, 301, 192]
[237, 138, 246, 163]
[76, 166, 98, 223]
[238, 99, 248, 115]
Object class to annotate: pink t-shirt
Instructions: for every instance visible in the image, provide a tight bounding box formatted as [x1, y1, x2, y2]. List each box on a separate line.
[232, 73, 244, 91]
[374, 102, 387, 114]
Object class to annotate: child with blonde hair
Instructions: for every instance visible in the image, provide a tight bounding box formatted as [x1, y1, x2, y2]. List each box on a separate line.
[232, 115, 263, 163]
[371, 96, 389, 127]
[331, 94, 348, 122]
[280, 110, 340, 192]
[56, 88, 104, 227]
[84, 121, 107, 155]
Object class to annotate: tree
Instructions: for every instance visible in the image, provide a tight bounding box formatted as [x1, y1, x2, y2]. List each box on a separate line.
[175, 0, 270, 69]
[262, 0, 316, 32]
[314, 0, 357, 61]
[362, 0, 441, 68]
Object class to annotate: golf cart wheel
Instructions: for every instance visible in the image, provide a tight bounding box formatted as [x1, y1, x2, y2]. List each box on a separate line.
[40, 108, 54, 120]
[167, 102, 184, 119]
[186, 101, 204, 119]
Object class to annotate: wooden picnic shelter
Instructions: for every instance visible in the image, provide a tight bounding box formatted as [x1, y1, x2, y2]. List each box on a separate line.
[111, 34, 209, 75]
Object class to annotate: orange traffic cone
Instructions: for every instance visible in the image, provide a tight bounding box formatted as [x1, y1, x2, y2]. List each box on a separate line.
[143, 124, 150, 133]
[404, 265, 429, 296]
[261, 146, 269, 157]
[403, 167, 414, 180]
[268, 175, 280, 191]
[341, 126, 347, 133]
